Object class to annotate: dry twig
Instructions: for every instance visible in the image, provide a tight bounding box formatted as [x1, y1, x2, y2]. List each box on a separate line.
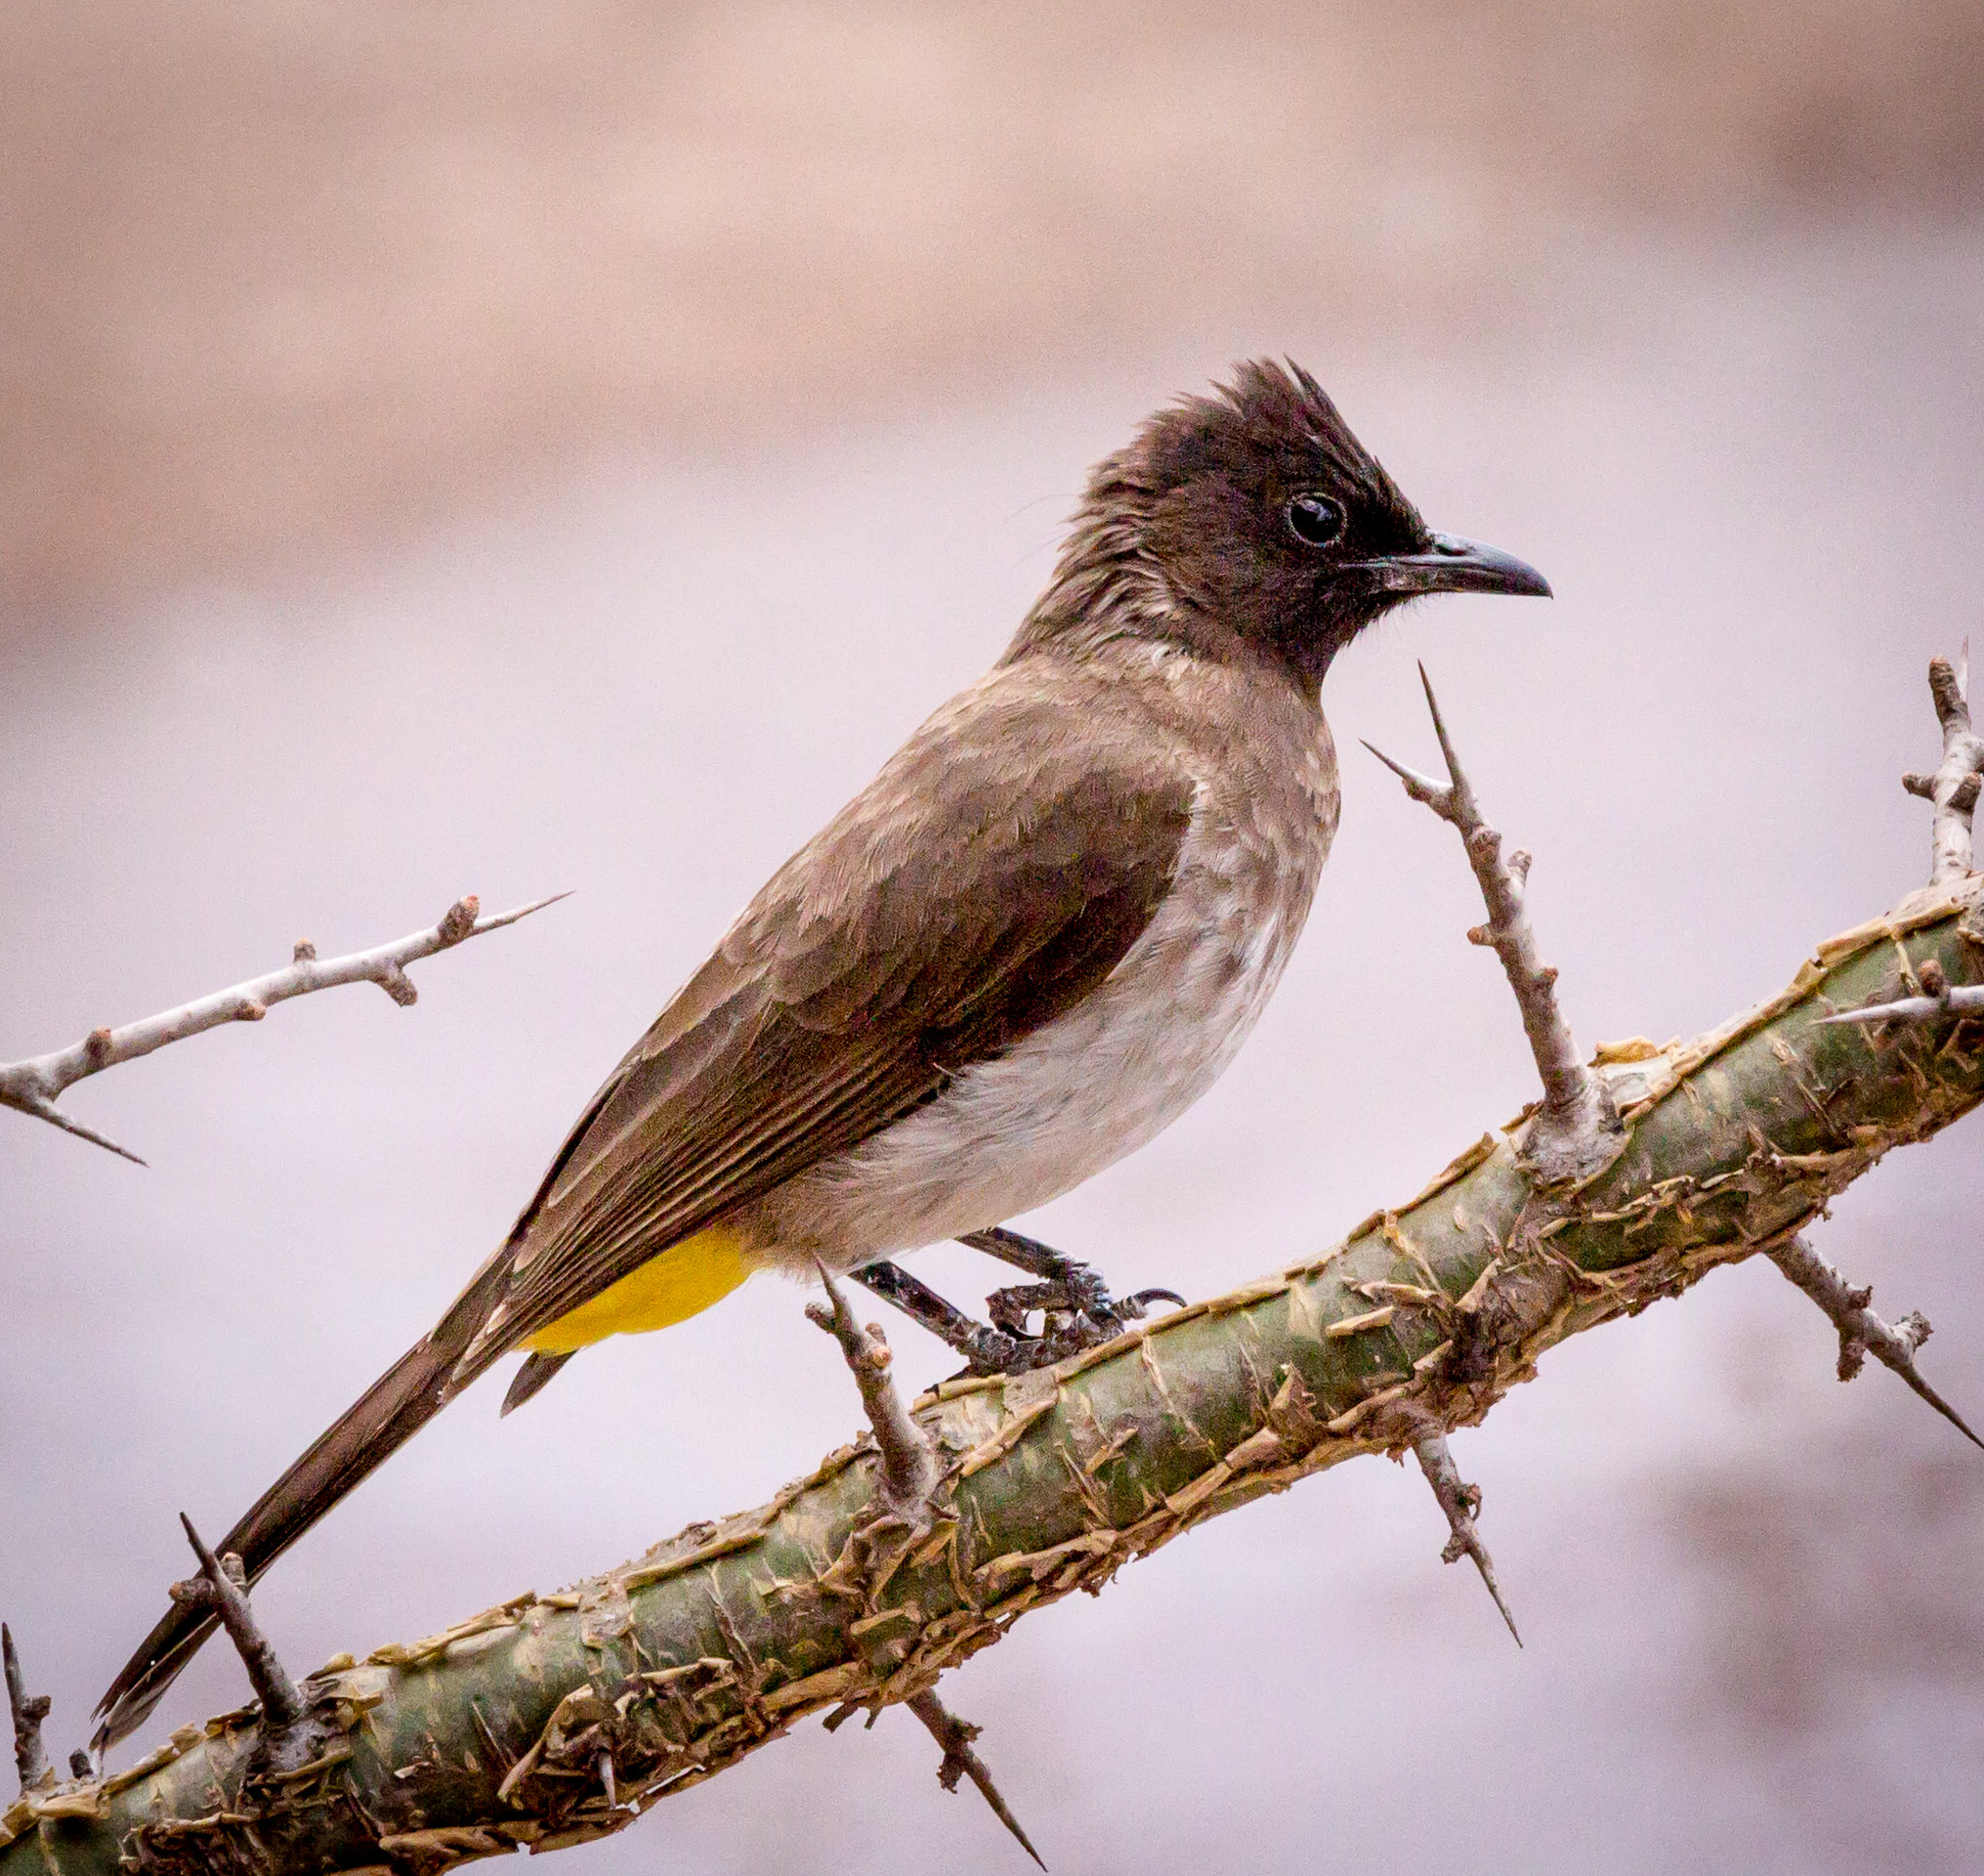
[0, 891, 566, 1162]
[1405, 1428, 1521, 1645]
[905, 1691, 1045, 1869]
[167, 1519, 307, 1743]
[2, 1629, 50, 1799]
[807, 1264, 939, 1515]
[1922, 644, 1984, 886]
[1764, 1235, 1982, 1451]
[1363, 665, 1623, 1184]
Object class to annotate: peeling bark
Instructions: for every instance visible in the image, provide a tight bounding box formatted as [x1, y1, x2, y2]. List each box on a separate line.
[5, 878, 1982, 1876]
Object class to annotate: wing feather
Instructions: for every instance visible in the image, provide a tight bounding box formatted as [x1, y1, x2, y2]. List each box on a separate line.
[471, 690, 1194, 1364]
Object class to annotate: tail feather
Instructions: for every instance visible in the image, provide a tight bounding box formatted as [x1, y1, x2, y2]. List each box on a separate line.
[94, 1261, 512, 1750]
[501, 1350, 574, 1416]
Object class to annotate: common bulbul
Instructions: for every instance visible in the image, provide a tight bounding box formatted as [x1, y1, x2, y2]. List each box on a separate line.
[96, 359, 1548, 1747]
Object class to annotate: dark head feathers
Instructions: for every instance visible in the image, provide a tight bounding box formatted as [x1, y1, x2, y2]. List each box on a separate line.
[1009, 358, 1438, 693]
[1132, 359, 1414, 525]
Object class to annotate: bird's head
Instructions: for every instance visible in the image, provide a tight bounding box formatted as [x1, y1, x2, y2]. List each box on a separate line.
[1013, 359, 1549, 694]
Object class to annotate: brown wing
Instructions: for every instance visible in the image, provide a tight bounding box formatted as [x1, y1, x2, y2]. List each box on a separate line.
[97, 674, 1194, 1748]
[468, 685, 1196, 1360]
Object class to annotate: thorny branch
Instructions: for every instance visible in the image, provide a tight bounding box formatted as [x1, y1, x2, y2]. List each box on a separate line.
[8, 862, 1978, 1876]
[905, 1692, 1044, 1869]
[8, 658, 1984, 1876]
[0, 891, 567, 1162]
[1363, 664, 1624, 1185]
[1764, 1235, 1983, 1451]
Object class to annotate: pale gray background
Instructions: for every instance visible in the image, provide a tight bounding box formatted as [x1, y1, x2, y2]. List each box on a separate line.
[4, 8, 1983, 1873]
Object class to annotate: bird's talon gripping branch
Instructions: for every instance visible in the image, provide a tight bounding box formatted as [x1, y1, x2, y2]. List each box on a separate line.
[3, 1626, 52, 1798]
[167, 1517, 309, 1747]
[1764, 1234, 1983, 1452]
[1364, 664, 1624, 1186]
[1402, 1426, 1522, 1646]
[964, 1227, 1186, 1360]
[852, 1232, 1184, 1378]
[807, 1264, 939, 1515]
[905, 1689, 1045, 1869]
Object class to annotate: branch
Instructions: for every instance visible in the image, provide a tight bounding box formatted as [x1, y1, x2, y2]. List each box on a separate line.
[6, 872, 1980, 1876]
[1904, 770, 1979, 815]
[3, 1630, 50, 1798]
[0, 892, 568, 1162]
[165, 1520, 309, 1745]
[806, 1264, 939, 1516]
[1363, 664, 1623, 1184]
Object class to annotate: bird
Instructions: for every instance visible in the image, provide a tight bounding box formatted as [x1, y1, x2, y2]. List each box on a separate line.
[94, 359, 1548, 1749]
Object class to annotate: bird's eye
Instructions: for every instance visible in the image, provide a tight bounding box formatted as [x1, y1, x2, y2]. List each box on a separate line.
[1286, 493, 1345, 548]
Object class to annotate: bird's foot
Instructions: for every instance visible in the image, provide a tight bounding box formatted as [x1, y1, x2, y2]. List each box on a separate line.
[852, 1233, 1184, 1378]
[965, 1225, 1183, 1357]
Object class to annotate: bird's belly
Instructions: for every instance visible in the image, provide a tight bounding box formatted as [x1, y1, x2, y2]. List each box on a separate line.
[751, 876, 1304, 1269]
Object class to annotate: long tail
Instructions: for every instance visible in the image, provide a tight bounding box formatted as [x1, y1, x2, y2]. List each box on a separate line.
[93, 1260, 511, 1751]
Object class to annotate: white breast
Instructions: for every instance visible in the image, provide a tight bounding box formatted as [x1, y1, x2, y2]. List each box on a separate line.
[753, 805, 1317, 1270]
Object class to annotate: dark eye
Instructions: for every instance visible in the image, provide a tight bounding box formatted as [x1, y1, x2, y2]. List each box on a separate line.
[1286, 493, 1345, 548]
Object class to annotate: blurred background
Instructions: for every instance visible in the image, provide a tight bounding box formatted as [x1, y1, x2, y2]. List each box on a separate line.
[3, 4, 1982, 1871]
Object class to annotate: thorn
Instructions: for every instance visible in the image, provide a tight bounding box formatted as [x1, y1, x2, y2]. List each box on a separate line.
[293, 938, 317, 963]
[471, 889, 576, 936]
[4, 1092, 147, 1165]
[596, 1747, 618, 1812]
[906, 1690, 1045, 1869]
[1416, 661, 1469, 800]
[1814, 979, 1983, 1027]
[171, 1516, 307, 1733]
[1359, 739, 1448, 810]
[1766, 1235, 1984, 1453]
[1412, 1432, 1522, 1646]
[4, 1622, 52, 1795]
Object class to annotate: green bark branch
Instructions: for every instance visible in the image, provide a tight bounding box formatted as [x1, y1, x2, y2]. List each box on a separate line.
[7, 879, 1982, 1876]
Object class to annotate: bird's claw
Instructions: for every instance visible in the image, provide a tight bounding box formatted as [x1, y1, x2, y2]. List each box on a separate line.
[851, 1246, 1187, 1379]
[977, 1263, 1185, 1370]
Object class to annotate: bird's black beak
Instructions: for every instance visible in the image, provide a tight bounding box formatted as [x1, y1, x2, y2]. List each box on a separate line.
[1350, 533, 1552, 600]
